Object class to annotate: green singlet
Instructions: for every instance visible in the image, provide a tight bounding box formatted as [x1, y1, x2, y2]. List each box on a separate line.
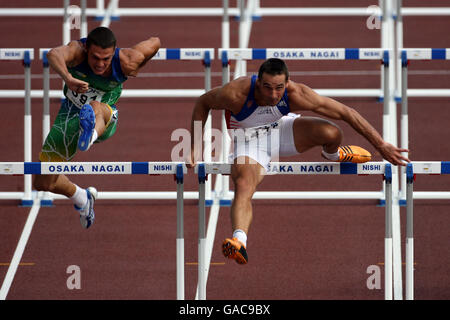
[39, 39, 127, 162]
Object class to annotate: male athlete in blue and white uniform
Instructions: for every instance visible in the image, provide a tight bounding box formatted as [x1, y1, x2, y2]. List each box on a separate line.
[189, 58, 410, 264]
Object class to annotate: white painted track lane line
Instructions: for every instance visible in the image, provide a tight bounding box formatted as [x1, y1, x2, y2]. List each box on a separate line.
[0, 195, 41, 300]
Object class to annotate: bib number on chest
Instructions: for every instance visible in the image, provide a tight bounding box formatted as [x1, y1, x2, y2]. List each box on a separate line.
[67, 87, 105, 107]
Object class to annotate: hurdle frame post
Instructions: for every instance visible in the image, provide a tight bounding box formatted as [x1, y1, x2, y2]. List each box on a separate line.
[382, 50, 391, 145]
[220, 51, 231, 204]
[237, 0, 247, 78]
[384, 163, 393, 300]
[80, 0, 88, 38]
[41, 50, 50, 148]
[203, 51, 213, 206]
[22, 50, 33, 206]
[63, 0, 70, 45]
[400, 50, 409, 203]
[197, 163, 207, 300]
[222, 0, 230, 49]
[384, 48, 404, 300]
[40, 49, 53, 206]
[405, 163, 414, 300]
[175, 164, 185, 300]
[395, 0, 404, 101]
[95, 0, 105, 19]
[379, 49, 390, 207]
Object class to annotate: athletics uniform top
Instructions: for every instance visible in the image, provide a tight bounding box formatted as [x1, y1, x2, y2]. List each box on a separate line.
[40, 38, 125, 162]
[226, 75, 301, 172]
[226, 75, 291, 129]
[63, 38, 127, 108]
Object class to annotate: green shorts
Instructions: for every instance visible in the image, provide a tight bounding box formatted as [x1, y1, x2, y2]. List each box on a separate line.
[39, 99, 118, 162]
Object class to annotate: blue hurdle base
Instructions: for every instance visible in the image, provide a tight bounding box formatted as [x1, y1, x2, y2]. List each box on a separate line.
[205, 200, 213, 207]
[377, 199, 407, 207]
[19, 200, 34, 207]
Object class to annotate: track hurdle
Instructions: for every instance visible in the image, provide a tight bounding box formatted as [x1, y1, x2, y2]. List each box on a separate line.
[403, 161, 450, 300]
[0, 161, 187, 300]
[0, 48, 34, 206]
[218, 48, 392, 201]
[400, 49, 450, 202]
[195, 161, 395, 300]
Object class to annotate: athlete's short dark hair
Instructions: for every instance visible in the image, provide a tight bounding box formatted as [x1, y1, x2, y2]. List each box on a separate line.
[86, 27, 116, 49]
[258, 58, 289, 81]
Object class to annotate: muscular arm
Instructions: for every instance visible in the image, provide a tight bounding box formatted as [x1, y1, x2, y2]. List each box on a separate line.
[120, 37, 161, 77]
[47, 41, 89, 92]
[289, 82, 410, 165]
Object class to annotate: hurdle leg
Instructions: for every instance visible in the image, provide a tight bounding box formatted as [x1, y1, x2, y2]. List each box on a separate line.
[22, 51, 33, 206]
[176, 164, 185, 300]
[405, 163, 414, 300]
[384, 49, 403, 300]
[96, 0, 105, 18]
[400, 50, 409, 203]
[384, 164, 393, 300]
[63, 0, 70, 45]
[380, 51, 390, 206]
[222, 0, 230, 49]
[41, 51, 52, 206]
[203, 53, 212, 205]
[80, 0, 88, 38]
[197, 164, 207, 300]
[221, 51, 231, 202]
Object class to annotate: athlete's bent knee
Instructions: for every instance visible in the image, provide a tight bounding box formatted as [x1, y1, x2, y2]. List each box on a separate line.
[233, 176, 257, 199]
[322, 123, 343, 144]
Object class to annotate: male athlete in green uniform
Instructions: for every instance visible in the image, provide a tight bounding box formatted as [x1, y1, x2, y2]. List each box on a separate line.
[34, 27, 160, 228]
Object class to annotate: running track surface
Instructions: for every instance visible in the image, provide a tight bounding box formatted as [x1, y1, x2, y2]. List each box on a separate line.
[0, 0, 449, 300]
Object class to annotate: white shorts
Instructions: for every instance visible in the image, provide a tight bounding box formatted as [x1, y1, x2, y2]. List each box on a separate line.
[229, 113, 301, 172]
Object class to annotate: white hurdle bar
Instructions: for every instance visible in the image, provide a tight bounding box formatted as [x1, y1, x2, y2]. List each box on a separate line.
[195, 161, 395, 300]
[2, 5, 450, 17]
[0, 161, 188, 300]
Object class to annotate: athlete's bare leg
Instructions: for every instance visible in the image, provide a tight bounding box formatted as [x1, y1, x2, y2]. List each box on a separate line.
[230, 157, 265, 235]
[292, 116, 343, 154]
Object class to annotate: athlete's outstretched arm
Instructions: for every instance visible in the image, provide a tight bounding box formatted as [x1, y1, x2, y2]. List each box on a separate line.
[120, 37, 161, 77]
[289, 82, 410, 166]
